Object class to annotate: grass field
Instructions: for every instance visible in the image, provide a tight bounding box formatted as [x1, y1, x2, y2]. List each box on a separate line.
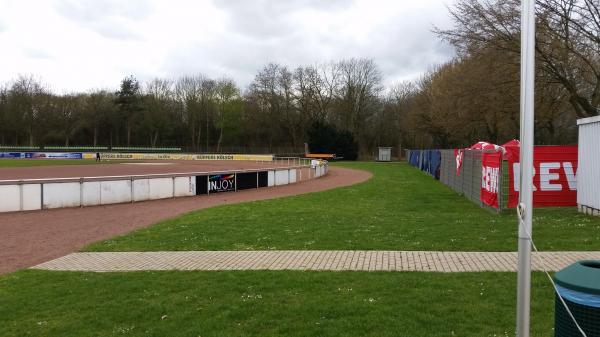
[0, 270, 555, 337]
[86, 162, 600, 252]
[0, 159, 106, 167]
[1, 161, 592, 336]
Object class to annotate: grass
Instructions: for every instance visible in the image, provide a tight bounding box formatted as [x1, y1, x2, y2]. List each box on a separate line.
[0, 270, 555, 337]
[86, 162, 600, 252]
[0, 159, 108, 167]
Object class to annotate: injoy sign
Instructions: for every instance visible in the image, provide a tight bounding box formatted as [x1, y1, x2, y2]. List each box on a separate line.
[506, 146, 578, 207]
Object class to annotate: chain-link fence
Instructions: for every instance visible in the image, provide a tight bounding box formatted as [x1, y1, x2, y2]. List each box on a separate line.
[407, 149, 503, 213]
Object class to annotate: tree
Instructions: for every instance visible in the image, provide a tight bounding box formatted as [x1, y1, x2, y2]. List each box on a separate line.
[214, 78, 241, 152]
[115, 76, 143, 146]
[437, 0, 600, 117]
[144, 78, 174, 147]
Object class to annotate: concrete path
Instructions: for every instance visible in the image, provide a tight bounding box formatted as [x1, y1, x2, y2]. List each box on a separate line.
[32, 250, 600, 272]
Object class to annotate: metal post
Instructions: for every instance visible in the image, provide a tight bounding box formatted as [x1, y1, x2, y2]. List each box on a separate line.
[130, 177, 134, 203]
[19, 183, 23, 211]
[516, 0, 535, 336]
[79, 178, 84, 207]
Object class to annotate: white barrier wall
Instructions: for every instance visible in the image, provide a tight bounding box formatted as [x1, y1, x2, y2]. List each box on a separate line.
[22, 184, 42, 211]
[268, 171, 275, 187]
[174, 177, 196, 197]
[0, 162, 328, 213]
[275, 170, 290, 185]
[101, 180, 132, 204]
[43, 182, 80, 209]
[133, 179, 150, 201]
[82, 181, 101, 206]
[149, 178, 173, 199]
[0, 185, 20, 212]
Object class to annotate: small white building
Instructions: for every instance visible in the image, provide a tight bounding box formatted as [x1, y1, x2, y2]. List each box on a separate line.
[577, 116, 600, 215]
[377, 147, 392, 162]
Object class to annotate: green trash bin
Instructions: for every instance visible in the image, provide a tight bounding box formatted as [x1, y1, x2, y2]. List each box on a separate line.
[554, 260, 600, 337]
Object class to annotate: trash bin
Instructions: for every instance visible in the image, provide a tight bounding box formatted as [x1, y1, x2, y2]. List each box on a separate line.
[554, 260, 600, 337]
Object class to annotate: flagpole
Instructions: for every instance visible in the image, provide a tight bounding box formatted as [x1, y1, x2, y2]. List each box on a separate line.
[516, 0, 535, 336]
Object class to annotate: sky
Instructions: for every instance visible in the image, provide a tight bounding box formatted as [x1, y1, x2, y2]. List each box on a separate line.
[0, 0, 456, 93]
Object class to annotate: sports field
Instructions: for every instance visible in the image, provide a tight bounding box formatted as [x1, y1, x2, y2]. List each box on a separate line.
[1, 162, 598, 336]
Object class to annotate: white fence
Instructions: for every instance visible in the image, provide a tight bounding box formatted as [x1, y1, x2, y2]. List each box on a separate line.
[0, 161, 328, 213]
[577, 116, 600, 214]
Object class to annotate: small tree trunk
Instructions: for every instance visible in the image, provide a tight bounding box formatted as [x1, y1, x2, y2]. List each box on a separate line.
[152, 131, 158, 148]
[93, 126, 98, 147]
[127, 122, 131, 147]
[217, 127, 223, 153]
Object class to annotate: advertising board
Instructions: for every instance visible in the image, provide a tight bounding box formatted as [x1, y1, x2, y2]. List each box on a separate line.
[506, 145, 578, 207]
[208, 174, 235, 193]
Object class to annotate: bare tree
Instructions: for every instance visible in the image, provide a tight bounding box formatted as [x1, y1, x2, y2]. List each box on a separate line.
[437, 0, 600, 117]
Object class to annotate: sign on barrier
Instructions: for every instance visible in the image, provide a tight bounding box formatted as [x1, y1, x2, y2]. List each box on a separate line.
[208, 174, 235, 193]
[0, 152, 24, 158]
[100, 153, 274, 161]
[506, 145, 578, 207]
[0, 152, 84, 159]
[481, 151, 502, 208]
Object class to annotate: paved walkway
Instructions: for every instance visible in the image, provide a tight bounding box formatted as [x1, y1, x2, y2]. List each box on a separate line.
[32, 250, 600, 272]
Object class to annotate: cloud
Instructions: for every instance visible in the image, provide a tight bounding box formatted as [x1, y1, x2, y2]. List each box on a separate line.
[23, 48, 54, 60]
[0, 0, 456, 92]
[54, 0, 152, 40]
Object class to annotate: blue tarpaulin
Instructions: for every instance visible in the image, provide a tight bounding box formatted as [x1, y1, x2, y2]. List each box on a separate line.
[407, 149, 441, 180]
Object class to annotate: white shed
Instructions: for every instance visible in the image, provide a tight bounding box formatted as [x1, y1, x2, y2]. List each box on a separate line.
[577, 116, 600, 215]
[377, 147, 392, 162]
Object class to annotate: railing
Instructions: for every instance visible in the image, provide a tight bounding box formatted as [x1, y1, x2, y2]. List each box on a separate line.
[406, 149, 502, 213]
[0, 157, 328, 213]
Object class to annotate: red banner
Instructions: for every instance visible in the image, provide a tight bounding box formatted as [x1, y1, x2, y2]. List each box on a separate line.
[481, 151, 502, 208]
[507, 146, 578, 207]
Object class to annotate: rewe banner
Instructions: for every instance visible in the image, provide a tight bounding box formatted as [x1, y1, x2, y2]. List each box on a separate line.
[506, 145, 578, 207]
[481, 151, 502, 208]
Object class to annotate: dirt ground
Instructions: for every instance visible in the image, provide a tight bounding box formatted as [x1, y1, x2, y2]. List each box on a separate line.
[0, 166, 371, 274]
[0, 160, 300, 180]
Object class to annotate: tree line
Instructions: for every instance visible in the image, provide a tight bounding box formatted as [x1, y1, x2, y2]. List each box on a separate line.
[1, 0, 598, 156]
[397, 0, 599, 149]
[0, 59, 384, 158]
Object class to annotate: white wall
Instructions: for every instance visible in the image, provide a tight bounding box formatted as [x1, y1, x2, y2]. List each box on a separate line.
[0, 163, 328, 213]
[133, 179, 150, 201]
[22, 184, 42, 211]
[0, 185, 20, 212]
[149, 178, 173, 199]
[577, 116, 600, 212]
[100, 180, 131, 204]
[275, 170, 289, 185]
[82, 181, 101, 206]
[43, 182, 80, 209]
[268, 171, 275, 187]
[174, 176, 195, 196]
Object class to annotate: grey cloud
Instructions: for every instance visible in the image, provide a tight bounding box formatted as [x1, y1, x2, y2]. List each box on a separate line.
[54, 0, 152, 40]
[213, 0, 350, 39]
[55, 0, 153, 22]
[24, 48, 54, 60]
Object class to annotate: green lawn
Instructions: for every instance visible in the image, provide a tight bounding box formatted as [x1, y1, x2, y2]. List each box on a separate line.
[86, 162, 600, 252]
[0, 159, 104, 167]
[0, 270, 555, 337]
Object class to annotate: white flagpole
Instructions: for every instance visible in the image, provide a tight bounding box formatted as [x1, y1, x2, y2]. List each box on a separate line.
[517, 0, 535, 336]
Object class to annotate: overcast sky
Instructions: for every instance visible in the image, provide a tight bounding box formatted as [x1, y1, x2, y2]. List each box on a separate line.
[0, 0, 456, 93]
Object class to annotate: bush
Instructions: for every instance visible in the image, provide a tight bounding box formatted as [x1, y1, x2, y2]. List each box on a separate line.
[307, 120, 358, 160]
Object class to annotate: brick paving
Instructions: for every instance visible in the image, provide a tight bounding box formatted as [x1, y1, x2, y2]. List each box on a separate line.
[32, 250, 600, 272]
